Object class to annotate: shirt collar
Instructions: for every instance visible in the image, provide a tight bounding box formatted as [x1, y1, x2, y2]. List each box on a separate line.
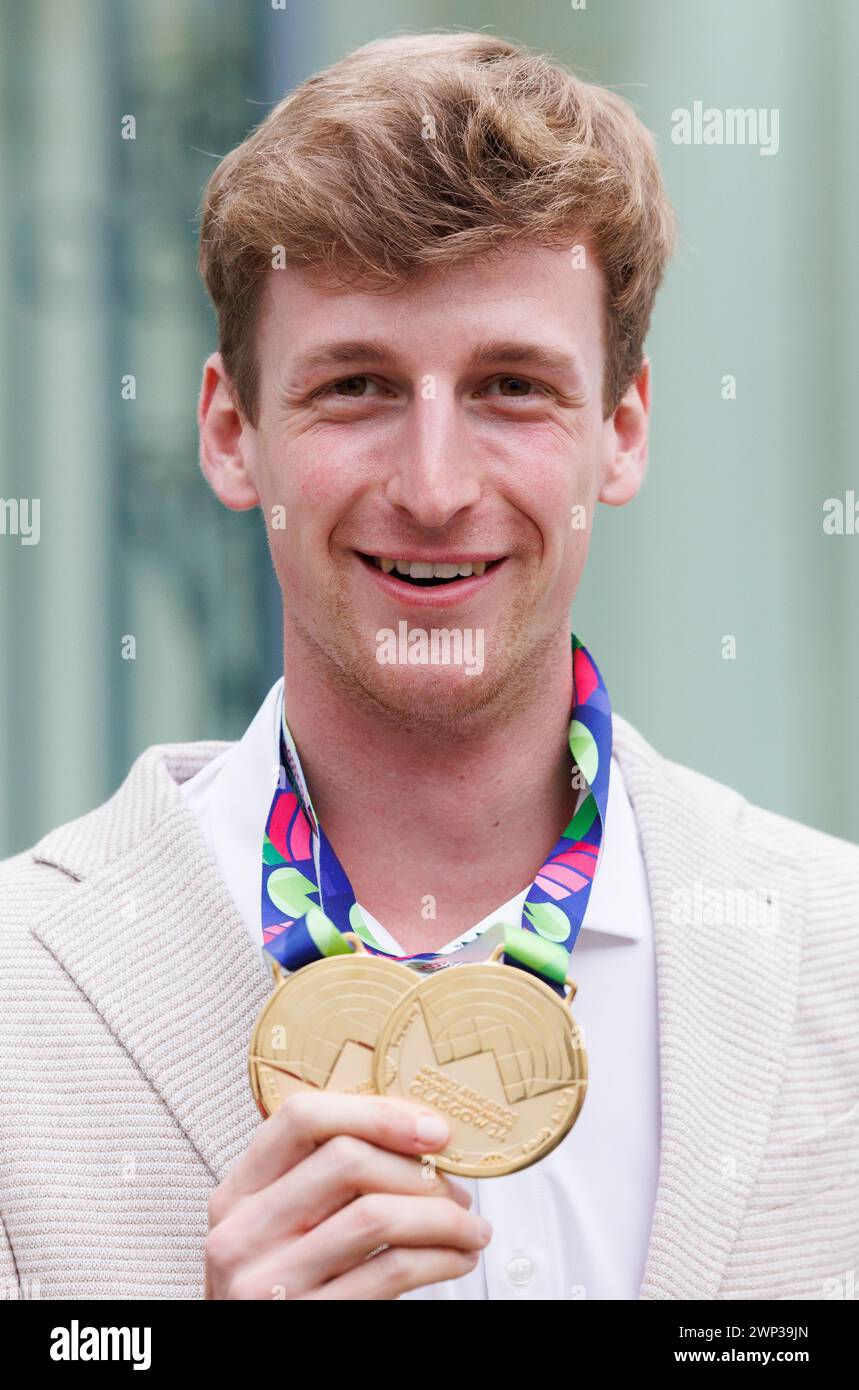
[189, 677, 645, 952]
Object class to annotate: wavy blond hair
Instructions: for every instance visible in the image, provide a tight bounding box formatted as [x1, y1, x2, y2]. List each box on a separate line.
[199, 31, 676, 422]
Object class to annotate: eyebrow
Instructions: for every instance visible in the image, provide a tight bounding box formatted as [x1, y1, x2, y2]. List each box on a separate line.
[291, 340, 397, 373]
[470, 339, 585, 378]
[288, 338, 587, 380]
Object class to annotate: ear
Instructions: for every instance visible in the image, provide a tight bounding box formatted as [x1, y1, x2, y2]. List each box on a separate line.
[598, 357, 650, 507]
[198, 352, 260, 511]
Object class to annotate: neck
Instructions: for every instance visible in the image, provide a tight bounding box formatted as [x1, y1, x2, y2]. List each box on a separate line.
[281, 630, 577, 948]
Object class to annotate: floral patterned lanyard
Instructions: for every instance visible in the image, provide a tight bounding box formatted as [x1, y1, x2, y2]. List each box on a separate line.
[260, 634, 611, 995]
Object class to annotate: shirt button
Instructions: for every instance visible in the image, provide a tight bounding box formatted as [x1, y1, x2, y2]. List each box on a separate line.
[506, 1255, 534, 1286]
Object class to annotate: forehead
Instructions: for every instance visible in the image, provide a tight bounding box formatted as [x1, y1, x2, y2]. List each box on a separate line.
[255, 241, 606, 376]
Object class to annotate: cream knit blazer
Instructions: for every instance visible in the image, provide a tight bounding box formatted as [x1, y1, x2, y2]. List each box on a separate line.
[1, 714, 857, 1301]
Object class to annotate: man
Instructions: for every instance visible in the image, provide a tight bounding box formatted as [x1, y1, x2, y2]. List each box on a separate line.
[1, 32, 857, 1303]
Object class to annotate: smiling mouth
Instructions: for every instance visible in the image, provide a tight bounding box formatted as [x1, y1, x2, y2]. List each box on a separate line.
[357, 554, 503, 587]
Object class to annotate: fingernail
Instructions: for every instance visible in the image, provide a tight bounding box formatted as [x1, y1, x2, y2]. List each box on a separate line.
[414, 1114, 449, 1146]
[477, 1219, 493, 1244]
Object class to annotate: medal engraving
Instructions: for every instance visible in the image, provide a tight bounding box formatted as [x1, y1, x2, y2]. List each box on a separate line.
[373, 964, 587, 1177]
[248, 954, 416, 1118]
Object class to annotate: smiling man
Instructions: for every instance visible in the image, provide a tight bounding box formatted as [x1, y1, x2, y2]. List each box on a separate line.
[198, 236, 645, 953]
[1, 32, 857, 1304]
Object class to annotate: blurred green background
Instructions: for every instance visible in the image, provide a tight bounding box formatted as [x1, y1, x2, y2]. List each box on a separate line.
[1, 0, 857, 856]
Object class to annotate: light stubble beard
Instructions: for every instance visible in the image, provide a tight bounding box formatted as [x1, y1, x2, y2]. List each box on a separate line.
[283, 566, 568, 740]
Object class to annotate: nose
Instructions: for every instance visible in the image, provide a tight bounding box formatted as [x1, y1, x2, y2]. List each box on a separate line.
[384, 394, 482, 529]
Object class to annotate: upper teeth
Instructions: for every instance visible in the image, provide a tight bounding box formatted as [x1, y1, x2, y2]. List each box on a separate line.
[375, 558, 487, 578]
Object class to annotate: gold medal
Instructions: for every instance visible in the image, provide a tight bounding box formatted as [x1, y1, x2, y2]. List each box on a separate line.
[248, 934, 416, 1118]
[372, 945, 587, 1177]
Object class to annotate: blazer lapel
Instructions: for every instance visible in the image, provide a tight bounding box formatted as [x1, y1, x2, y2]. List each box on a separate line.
[31, 744, 272, 1183]
[612, 715, 804, 1299]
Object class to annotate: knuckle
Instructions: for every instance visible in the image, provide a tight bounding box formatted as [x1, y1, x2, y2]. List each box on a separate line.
[325, 1133, 365, 1174]
[275, 1092, 315, 1133]
[373, 1095, 417, 1145]
[349, 1193, 389, 1243]
[375, 1245, 411, 1294]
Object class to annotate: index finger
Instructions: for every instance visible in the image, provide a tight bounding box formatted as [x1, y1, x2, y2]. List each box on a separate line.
[222, 1091, 452, 1204]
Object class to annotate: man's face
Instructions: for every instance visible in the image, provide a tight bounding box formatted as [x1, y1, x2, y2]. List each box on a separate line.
[206, 243, 647, 724]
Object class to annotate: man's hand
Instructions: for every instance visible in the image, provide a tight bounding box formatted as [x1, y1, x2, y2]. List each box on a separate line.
[204, 1093, 492, 1299]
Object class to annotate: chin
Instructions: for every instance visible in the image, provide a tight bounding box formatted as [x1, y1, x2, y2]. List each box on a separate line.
[297, 597, 554, 726]
[364, 662, 503, 725]
[322, 622, 520, 728]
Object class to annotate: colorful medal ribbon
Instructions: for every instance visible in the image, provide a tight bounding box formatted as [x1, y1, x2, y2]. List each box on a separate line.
[260, 634, 611, 995]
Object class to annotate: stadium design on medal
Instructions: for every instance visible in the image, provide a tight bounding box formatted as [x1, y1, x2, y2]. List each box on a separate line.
[372, 962, 588, 1177]
[248, 951, 416, 1117]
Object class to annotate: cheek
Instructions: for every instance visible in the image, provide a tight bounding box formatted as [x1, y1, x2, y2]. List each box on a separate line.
[501, 432, 595, 551]
[293, 430, 376, 519]
[259, 432, 357, 544]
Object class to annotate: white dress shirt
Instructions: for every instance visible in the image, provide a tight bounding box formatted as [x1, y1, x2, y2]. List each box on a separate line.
[181, 679, 660, 1299]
